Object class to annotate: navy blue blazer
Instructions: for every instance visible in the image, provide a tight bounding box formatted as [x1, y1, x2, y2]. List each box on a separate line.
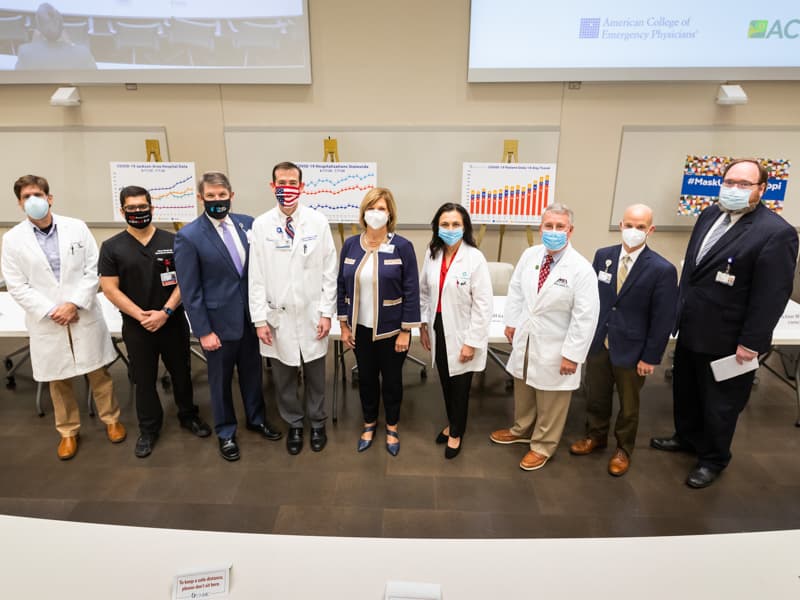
[174, 213, 254, 341]
[676, 202, 798, 355]
[337, 233, 421, 340]
[589, 244, 678, 369]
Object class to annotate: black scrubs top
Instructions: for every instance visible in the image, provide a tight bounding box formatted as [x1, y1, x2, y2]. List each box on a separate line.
[98, 228, 183, 327]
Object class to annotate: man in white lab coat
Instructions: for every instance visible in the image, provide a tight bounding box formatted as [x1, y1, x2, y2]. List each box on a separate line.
[249, 162, 338, 455]
[1, 175, 126, 460]
[490, 203, 599, 471]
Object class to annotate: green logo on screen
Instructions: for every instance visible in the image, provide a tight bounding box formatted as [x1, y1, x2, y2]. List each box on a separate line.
[748, 20, 768, 38]
[748, 19, 800, 38]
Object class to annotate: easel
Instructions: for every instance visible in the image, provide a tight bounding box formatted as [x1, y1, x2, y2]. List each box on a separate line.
[323, 137, 359, 245]
[475, 140, 535, 263]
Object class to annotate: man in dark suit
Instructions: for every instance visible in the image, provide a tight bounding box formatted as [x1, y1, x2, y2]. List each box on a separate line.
[569, 204, 677, 476]
[651, 158, 798, 488]
[175, 172, 282, 462]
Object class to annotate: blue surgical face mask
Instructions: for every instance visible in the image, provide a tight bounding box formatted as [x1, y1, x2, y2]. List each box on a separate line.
[718, 186, 753, 212]
[541, 229, 567, 251]
[438, 227, 463, 247]
[24, 194, 50, 220]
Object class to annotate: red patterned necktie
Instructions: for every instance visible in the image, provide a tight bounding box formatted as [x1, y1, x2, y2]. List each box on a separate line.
[538, 254, 553, 292]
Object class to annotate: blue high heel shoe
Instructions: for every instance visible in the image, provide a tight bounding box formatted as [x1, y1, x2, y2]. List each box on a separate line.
[385, 427, 400, 456]
[357, 424, 377, 452]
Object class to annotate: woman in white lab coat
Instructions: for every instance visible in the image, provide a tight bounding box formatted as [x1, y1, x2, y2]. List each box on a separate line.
[419, 203, 492, 459]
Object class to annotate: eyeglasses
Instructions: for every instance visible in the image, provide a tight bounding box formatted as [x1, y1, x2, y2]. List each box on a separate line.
[722, 179, 759, 189]
[123, 204, 151, 213]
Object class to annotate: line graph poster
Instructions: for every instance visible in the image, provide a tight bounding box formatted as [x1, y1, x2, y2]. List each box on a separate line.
[296, 162, 376, 223]
[678, 155, 790, 216]
[462, 162, 557, 225]
[110, 162, 197, 222]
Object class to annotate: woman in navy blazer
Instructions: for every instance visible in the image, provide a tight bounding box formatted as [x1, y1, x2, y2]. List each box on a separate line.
[337, 188, 421, 455]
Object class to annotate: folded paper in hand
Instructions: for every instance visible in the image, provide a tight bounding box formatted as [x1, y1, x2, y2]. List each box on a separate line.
[709, 354, 759, 382]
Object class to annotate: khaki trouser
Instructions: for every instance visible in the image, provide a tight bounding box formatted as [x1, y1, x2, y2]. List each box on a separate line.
[50, 367, 120, 437]
[509, 343, 572, 457]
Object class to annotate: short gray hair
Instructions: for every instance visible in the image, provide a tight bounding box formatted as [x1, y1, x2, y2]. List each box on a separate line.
[542, 202, 573, 225]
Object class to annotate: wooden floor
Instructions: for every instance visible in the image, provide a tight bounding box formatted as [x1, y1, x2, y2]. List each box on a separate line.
[1, 338, 799, 539]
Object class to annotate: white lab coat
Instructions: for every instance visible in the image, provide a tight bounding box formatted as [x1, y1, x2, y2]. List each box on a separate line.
[504, 243, 599, 391]
[0, 214, 116, 381]
[248, 205, 338, 366]
[419, 244, 493, 376]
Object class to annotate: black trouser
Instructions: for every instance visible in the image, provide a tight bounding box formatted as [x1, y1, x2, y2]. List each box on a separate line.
[433, 313, 473, 439]
[122, 314, 197, 436]
[354, 325, 407, 426]
[672, 340, 755, 471]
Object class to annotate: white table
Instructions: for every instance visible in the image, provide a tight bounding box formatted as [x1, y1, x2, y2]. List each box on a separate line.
[1, 514, 799, 599]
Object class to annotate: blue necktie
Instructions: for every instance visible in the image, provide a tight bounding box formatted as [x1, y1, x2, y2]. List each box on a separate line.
[221, 221, 243, 275]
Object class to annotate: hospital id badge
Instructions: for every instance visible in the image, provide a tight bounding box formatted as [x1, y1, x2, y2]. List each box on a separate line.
[715, 271, 735, 286]
[161, 271, 177, 286]
[379, 243, 395, 254]
[598, 271, 612, 284]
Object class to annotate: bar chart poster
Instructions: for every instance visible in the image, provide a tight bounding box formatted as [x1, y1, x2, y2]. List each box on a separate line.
[110, 162, 197, 222]
[296, 162, 377, 223]
[462, 162, 557, 225]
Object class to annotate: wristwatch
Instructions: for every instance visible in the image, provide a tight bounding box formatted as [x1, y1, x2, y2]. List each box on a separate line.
[162, 306, 174, 317]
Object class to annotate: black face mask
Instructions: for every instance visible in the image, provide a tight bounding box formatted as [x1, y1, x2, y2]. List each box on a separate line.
[204, 199, 231, 220]
[125, 211, 152, 229]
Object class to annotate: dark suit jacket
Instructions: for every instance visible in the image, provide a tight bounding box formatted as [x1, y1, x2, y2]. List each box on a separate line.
[174, 213, 254, 341]
[676, 203, 798, 355]
[589, 245, 678, 369]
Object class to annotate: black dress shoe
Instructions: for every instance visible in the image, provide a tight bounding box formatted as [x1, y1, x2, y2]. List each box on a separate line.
[218, 437, 240, 461]
[180, 416, 212, 438]
[650, 435, 693, 453]
[286, 427, 303, 455]
[246, 422, 283, 441]
[435, 430, 448, 445]
[444, 438, 462, 460]
[134, 433, 158, 458]
[310, 426, 327, 452]
[686, 465, 720, 489]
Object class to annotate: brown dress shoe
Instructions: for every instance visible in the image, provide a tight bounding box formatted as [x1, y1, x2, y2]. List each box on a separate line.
[57, 435, 78, 460]
[569, 437, 607, 455]
[490, 428, 529, 445]
[608, 448, 630, 477]
[519, 449, 548, 471]
[106, 422, 127, 444]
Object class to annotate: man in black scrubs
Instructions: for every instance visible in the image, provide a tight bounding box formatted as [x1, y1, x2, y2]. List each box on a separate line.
[99, 185, 211, 457]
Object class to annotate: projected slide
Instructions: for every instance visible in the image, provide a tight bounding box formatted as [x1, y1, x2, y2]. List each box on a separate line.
[469, 0, 800, 81]
[462, 162, 557, 225]
[0, 0, 310, 84]
[110, 162, 197, 223]
[296, 162, 377, 224]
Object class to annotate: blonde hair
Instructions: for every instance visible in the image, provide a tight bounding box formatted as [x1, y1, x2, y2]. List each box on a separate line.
[359, 187, 397, 232]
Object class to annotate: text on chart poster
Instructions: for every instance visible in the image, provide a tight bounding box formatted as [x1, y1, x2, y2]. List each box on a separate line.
[462, 163, 557, 225]
[678, 155, 791, 216]
[110, 162, 197, 223]
[295, 162, 377, 224]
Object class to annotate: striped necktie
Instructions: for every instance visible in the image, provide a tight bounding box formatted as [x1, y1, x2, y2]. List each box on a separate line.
[617, 255, 630, 294]
[286, 216, 295, 242]
[696, 213, 731, 264]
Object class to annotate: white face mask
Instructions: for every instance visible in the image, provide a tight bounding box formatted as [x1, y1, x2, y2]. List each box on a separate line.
[364, 209, 389, 230]
[621, 227, 647, 249]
